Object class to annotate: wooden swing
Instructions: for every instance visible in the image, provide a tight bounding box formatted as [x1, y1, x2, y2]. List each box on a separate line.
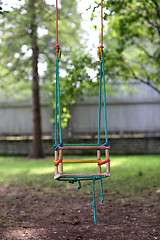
[54, 0, 110, 224]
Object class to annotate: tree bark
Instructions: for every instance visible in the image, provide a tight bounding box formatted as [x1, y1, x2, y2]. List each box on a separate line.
[29, 0, 44, 158]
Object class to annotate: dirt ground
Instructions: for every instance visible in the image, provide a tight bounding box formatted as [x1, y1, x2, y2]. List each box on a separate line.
[0, 185, 160, 240]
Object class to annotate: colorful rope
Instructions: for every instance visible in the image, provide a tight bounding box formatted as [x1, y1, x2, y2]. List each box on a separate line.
[54, 0, 109, 225]
[58, 175, 107, 224]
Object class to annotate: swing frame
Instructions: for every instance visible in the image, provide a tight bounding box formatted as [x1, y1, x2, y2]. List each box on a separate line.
[54, 0, 111, 180]
[54, 145, 111, 180]
[54, 0, 111, 224]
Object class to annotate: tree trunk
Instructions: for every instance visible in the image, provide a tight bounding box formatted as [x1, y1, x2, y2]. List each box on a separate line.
[29, 0, 44, 158]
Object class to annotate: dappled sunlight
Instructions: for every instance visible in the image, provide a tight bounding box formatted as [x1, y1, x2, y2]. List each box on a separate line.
[2, 228, 46, 240]
[156, 189, 160, 194]
[28, 167, 53, 175]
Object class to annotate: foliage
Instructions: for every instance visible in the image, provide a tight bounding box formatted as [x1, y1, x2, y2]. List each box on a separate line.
[0, 0, 83, 100]
[93, 0, 160, 94]
[51, 53, 99, 128]
[0, 155, 160, 197]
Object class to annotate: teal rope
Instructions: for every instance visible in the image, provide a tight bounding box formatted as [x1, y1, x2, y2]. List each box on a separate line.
[55, 58, 58, 145]
[54, 144, 102, 148]
[100, 178, 104, 203]
[98, 61, 102, 145]
[102, 54, 108, 143]
[56, 56, 62, 143]
[92, 178, 97, 224]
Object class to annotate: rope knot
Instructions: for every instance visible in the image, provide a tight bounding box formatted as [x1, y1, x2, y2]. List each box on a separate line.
[55, 44, 61, 59]
[98, 46, 104, 62]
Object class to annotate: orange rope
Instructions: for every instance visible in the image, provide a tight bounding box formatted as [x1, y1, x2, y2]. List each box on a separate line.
[101, 0, 103, 47]
[55, 0, 61, 58]
[98, 0, 104, 61]
[56, 0, 58, 45]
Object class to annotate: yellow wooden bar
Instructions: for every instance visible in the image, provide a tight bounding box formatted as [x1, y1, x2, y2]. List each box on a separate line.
[54, 159, 101, 164]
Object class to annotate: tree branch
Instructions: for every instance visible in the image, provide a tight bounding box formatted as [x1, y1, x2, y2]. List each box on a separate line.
[142, 3, 160, 37]
[136, 43, 157, 62]
[113, 73, 160, 94]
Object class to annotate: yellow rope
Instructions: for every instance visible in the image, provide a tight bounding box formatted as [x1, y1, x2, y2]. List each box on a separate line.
[54, 159, 102, 164]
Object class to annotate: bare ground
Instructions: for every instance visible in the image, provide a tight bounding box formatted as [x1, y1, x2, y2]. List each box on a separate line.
[0, 185, 160, 240]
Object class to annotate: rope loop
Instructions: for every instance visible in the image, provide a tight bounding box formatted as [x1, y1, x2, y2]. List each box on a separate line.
[55, 44, 61, 60]
[98, 46, 104, 62]
[54, 143, 63, 151]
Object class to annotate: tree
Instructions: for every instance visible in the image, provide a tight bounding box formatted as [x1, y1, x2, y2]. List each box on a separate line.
[29, 0, 43, 158]
[0, 0, 83, 157]
[92, 0, 160, 94]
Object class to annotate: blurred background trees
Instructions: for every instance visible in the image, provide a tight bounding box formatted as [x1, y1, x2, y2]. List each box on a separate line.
[0, 0, 159, 157]
[0, 0, 84, 158]
[92, 0, 160, 94]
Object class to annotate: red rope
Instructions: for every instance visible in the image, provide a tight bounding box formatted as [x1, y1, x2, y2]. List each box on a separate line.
[101, 0, 103, 47]
[55, 0, 61, 58]
[98, 159, 110, 166]
[55, 159, 62, 166]
[56, 0, 58, 45]
[98, 0, 104, 60]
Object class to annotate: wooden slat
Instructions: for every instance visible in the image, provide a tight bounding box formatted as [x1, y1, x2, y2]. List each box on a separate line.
[54, 173, 111, 180]
[58, 146, 110, 150]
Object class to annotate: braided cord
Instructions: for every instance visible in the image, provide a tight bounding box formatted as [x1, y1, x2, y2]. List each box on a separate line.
[92, 178, 97, 224]
[98, 61, 102, 144]
[102, 54, 108, 143]
[56, 56, 62, 144]
[55, 59, 58, 145]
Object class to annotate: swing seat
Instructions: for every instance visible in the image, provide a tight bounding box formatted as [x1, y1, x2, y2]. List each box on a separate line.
[54, 172, 111, 180]
[54, 144, 111, 180]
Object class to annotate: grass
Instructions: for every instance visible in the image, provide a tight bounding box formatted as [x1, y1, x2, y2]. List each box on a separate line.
[0, 155, 160, 198]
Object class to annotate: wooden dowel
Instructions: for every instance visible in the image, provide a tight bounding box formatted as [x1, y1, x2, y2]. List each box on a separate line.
[55, 166, 58, 175]
[59, 149, 63, 159]
[55, 150, 58, 160]
[97, 150, 101, 160]
[55, 151, 58, 175]
[58, 146, 110, 150]
[105, 149, 109, 159]
[97, 150, 101, 174]
[98, 165, 101, 174]
[59, 162, 63, 173]
[106, 162, 110, 173]
[105, 149, 110, 173]
[59, 150, 63, 174]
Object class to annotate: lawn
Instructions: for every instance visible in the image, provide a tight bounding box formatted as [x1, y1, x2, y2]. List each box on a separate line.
[0, 155, 160, 198]
[0, 155, 160, 240]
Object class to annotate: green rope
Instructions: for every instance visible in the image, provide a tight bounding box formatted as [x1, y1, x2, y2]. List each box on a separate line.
[55, 58, 58, 145]
[92, 178, 97, 224]
[53, 143, 102, 148]
[102, 54, 108, 143]
[56, 56, 62, 143]
[100, 177, 104, 203]
[98, 61, 102, 145]
[98, 52, 108, 144]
